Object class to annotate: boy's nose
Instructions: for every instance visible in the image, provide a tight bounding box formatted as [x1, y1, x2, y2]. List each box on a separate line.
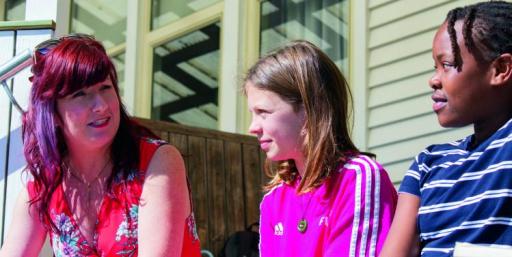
[429, 74, 441, 89]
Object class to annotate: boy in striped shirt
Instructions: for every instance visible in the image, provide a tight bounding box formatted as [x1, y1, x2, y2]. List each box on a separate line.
[380, 2, 512, 257]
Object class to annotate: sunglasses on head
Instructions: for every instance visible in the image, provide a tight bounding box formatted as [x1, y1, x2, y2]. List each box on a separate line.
[33, 33, 95, 62]
[1, 33, 96, 114]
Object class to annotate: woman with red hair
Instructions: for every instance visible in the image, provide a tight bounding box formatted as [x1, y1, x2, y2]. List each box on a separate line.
[0, 34, 201, 257]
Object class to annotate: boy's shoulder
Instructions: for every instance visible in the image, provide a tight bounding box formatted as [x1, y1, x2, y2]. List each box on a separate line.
[416, 137, 469, 160]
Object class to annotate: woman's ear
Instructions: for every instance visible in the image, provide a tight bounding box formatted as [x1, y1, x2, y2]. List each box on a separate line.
[490, 53, 512, 86]
[54, 114, 63, 128]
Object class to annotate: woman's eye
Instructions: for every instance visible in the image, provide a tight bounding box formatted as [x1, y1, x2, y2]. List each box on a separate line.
[101, 85, 112, 91]
[71, 90, 86, 98]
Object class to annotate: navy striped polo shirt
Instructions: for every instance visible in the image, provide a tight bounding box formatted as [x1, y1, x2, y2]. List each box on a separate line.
[399, 118, 512, 257]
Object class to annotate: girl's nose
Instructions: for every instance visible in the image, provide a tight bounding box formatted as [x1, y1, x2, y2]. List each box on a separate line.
[248, 118, 261, 135]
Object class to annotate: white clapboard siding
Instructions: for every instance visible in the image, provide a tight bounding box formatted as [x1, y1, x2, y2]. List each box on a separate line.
[369, 0, 452, 29]
[369, 72, 432, 108]
[369, 0, 481, 49]
[367, 0, 482, 184]
[369, 51, 432, 88]
[368, 93, 431, 128]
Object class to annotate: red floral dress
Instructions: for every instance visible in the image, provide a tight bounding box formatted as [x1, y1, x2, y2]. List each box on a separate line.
[27, 138, 201, 257]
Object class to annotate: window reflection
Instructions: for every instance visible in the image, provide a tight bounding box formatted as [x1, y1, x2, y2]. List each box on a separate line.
[260, 0, 349, 73]
[152, 22, 220, 129]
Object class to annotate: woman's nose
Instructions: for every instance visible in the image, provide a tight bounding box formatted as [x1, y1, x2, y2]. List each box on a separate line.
[92, 94, 108, 112]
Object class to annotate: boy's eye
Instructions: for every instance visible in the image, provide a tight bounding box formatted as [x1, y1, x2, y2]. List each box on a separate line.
[442, 62, 455, 69]
[434, 62, 455, 70]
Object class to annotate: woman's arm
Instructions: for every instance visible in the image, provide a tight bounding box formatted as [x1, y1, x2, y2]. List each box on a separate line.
[0, 188, 46, 257]
[138, 144, 190, 257]
[379, 193, 421, 257]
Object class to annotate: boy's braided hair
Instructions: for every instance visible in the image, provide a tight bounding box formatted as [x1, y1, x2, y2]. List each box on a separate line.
[446, 1, 512, 71]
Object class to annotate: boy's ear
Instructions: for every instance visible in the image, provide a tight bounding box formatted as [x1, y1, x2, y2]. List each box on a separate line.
[490, 53, 512, 86]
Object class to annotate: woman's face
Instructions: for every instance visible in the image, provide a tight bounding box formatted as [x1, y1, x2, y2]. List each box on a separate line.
[246, 82, 306, 164]
[56, 77, 120, 152]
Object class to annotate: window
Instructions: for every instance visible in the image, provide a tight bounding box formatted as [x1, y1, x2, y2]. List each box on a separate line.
[259, 0, 349, 73]
[2, 0, 26, 21]
[151, 22, 220, 129]
[70, 0, 127, 96]
[151, 0, 222, 30]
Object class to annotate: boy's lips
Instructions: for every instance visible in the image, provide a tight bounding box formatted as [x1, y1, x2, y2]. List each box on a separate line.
[431, 92, 447, 112]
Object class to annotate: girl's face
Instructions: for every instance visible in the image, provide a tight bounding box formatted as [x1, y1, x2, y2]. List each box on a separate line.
[57, 77, 120, 152]
[246, 83, 306, 164]
[430, 21, 493, 128]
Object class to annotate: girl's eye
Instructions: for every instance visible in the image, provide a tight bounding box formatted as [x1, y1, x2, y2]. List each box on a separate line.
[71, 90, 86, 98]
[255, 109, 269, 116]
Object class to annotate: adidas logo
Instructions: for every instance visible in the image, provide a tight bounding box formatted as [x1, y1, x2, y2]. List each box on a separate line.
[319, 216, 329, 227]
[274, 222, 284, 236]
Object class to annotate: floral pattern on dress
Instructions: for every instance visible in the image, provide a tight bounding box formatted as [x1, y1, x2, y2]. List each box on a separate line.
[116, 204, 138, 241]
[51, 211, 82, 257]
[115, 204, 139, 256]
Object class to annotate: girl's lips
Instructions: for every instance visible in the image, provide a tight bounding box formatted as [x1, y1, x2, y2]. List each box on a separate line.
[259, 140, 271, 151]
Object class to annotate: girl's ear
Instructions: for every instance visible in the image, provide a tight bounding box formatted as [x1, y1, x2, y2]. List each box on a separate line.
[490, 53, 512, 86]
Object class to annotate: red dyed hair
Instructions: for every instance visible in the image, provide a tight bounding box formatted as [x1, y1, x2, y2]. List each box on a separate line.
[23, 35, 154, 233]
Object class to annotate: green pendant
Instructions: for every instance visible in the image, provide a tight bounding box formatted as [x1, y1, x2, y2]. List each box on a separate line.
[297, 219, 308, 233]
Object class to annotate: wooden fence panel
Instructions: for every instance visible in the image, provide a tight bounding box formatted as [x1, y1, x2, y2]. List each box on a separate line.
[224, 142, 245, 235]
[242, 144, 263, 227]
[187, 136, 209, 250]
[206, 138, 226, 254]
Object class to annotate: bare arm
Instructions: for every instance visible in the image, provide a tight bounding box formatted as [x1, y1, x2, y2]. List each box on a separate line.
[138, 144, 189, 257]
[379, 193, 421, 257]
[0, 187, 46, 257]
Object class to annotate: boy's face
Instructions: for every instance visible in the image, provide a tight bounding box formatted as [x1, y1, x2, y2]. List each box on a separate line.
[429, 21, 493, 128]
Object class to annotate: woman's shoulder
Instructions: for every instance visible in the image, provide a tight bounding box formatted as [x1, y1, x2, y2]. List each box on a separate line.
[140, 137, 168, 150]
[144, 142, 185, 179]
[138, 137, 170, 170]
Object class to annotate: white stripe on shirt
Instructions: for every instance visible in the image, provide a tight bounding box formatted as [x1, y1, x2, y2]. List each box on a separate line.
[419, 189, 512, 214]
[420, 217, 512, 240]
